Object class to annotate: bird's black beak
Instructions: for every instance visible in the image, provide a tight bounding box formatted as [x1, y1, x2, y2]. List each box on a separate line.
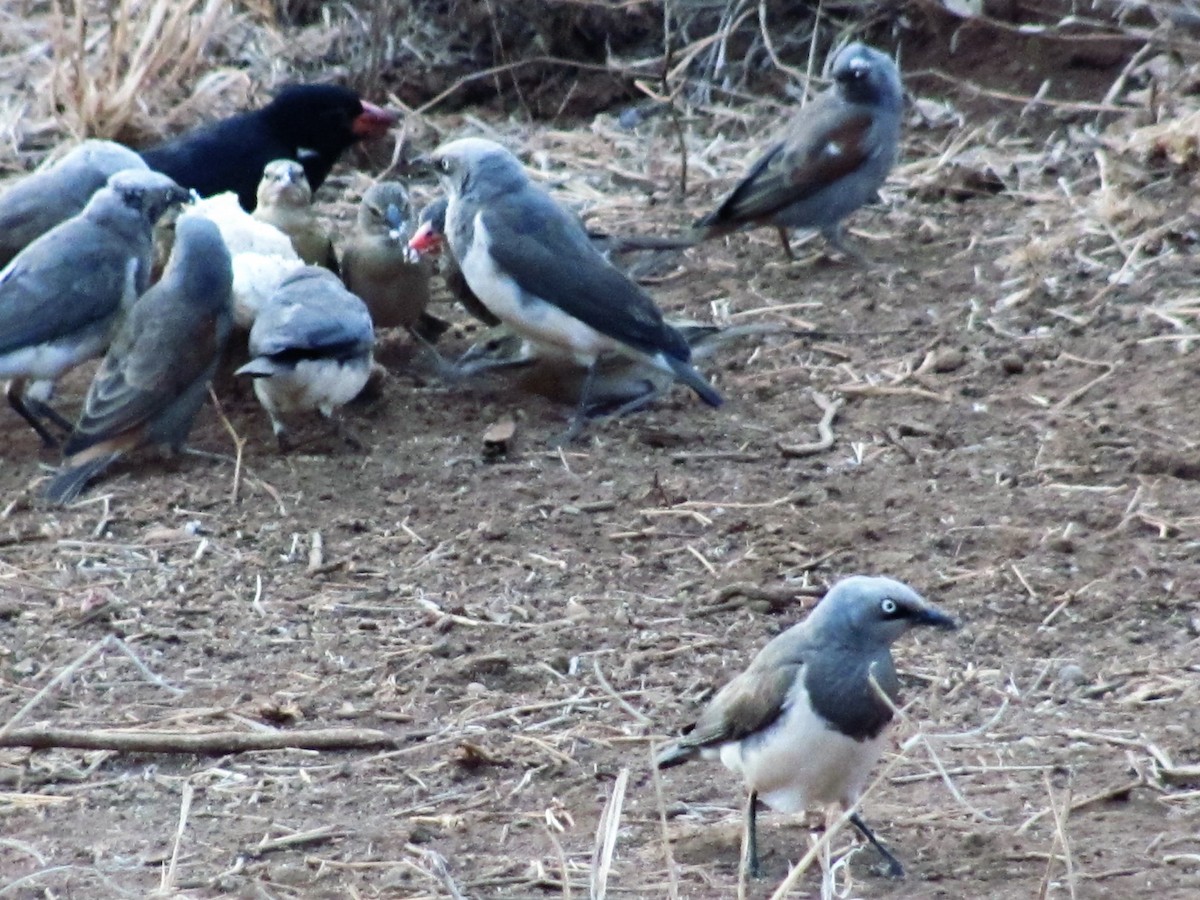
[918, 607, 958, 631]
[408, 155, 437, 177]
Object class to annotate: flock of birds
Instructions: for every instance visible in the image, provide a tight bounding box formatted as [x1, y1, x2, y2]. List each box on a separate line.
[0, 42, 964, 878]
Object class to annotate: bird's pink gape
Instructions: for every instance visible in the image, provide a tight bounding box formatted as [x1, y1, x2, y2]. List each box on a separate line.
[352, 102, 398, 139]
[407, 221, 442, 256]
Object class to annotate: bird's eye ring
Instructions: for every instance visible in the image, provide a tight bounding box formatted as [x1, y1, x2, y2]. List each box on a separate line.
[880, 598, 898, 615]
[440, 158, 451, 172]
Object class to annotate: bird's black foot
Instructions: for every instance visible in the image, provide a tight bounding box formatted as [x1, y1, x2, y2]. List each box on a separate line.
[848, 812, 904, 878]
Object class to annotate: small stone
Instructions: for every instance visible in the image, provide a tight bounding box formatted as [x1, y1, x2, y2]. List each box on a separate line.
[1057, 663, 1086, 687]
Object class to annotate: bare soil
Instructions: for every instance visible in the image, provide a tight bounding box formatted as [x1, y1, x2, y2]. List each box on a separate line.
[3, 33, 1200, 900]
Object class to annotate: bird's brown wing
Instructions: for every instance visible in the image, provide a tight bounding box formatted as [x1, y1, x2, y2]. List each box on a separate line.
[64, 302, 218, 458]
[700, 100, 875, 229]
[678, 658, 804, 750]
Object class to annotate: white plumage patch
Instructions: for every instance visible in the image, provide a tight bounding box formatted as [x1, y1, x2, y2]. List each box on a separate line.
[713, 670, 886, 813]
[253, 357, 371, 422]
[822, 141, 844, 159]
[0, 332, 110, 381]
[459, 213, 620, 366]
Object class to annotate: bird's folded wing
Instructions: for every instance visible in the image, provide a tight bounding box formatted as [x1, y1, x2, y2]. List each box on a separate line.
[701, 104, 875, 225]
[480, 202, 687, 361]
[251, 297, 372, 358]
[680, 662, 802, 749]
[0, 227, 132, 354]
[64, 308, 218, 455]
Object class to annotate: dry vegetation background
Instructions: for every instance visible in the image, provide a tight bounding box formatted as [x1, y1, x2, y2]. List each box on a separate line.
[3, 1, 1200, 898]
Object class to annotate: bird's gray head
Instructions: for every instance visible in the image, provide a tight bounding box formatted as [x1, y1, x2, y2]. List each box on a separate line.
[257, 159, 312, 209]
[423, 137, 528, 201]
[168, 213, 233, 297]
[74, 139, 148, 178]
[830, 43, 903, 110]
[359, 181, 412, 235]
[103, 169, 191, 224]
[810, 575, 956, 648]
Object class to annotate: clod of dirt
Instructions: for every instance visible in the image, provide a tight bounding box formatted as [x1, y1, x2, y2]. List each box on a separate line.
[1132, 451, 1200, 481]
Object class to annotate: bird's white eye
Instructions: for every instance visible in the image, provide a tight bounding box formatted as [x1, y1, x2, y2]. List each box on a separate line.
[440, 158, 451, 172]
[880, 598, 898, 615]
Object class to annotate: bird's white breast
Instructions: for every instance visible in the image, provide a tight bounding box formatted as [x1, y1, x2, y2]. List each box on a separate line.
[0, 332, 109, 380]
[458, 212, 618, 366]
[717, 671, 886, 814]
[254, 357, 370, 418]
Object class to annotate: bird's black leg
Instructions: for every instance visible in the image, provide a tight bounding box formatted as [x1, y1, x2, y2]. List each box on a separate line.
[325, 413, 365, 452]
[6, 379, 62, 448]
[747, 790, 762, 879]
[775, 226, 795, 262]
[406, 324, 461, 382]
[554, 361, 597, 445]
[26, 397, 74, 434]
[848, 811, 904, 877]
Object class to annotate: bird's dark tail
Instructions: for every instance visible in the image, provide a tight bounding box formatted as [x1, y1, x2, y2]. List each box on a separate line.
[44, 453, 121, 505]
[655, 742, 699, 770]
[667, 357, 724, 408]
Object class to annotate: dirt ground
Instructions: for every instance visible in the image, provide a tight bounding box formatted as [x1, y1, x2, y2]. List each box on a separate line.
[4, 26, 1200, 900]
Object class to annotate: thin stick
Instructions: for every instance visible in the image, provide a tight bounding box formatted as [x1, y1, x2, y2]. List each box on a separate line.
[593, 659, 652, 726]
[0, 725, 397, 753]
[778, 391, 844, 457]
[648, 746, 681, 900]
[209, 386, 245, 503]
[0, 634, 185, 739]
[414, 847, 466, 900]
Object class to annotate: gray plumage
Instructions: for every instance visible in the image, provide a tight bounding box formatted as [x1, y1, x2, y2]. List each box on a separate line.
[235, 266, 374, 450]
[44, 214, 234, 503]
[0, 169, 190, 446]
[0, 140, 149, 269]
[657, 575, 956, 877]
[419, 138, 722, 437]
[697, 43, 903, 260]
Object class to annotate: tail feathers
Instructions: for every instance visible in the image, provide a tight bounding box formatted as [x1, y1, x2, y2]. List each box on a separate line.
[44, 453, 121, 504]
[655, 741, 699, 770]
[667, 358, 724, 408]
[594, 231, 700, 253]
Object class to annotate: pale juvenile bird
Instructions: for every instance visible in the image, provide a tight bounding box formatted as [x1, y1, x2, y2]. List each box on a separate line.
[413, 138, 722, 441]
[341, 182, 445, 341]
[252, 159, 338, 271]
[696, 43, 903, 261]
[0, 170, 189, 446]
[44, 215, 234, 503]
[657, 575, 956, 878]
[187, 191, 304, 328]
[235, 266, 374, 451]
[0, 140, 149, 269]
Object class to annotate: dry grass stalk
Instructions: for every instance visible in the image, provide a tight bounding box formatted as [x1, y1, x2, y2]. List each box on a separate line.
[45, 0, 233, 141]
[590, 766, 629, 900]
[158, 780, 194, 894]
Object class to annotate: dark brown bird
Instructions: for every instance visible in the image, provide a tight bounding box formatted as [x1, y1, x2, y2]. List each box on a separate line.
[140, 83, 398, 211]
